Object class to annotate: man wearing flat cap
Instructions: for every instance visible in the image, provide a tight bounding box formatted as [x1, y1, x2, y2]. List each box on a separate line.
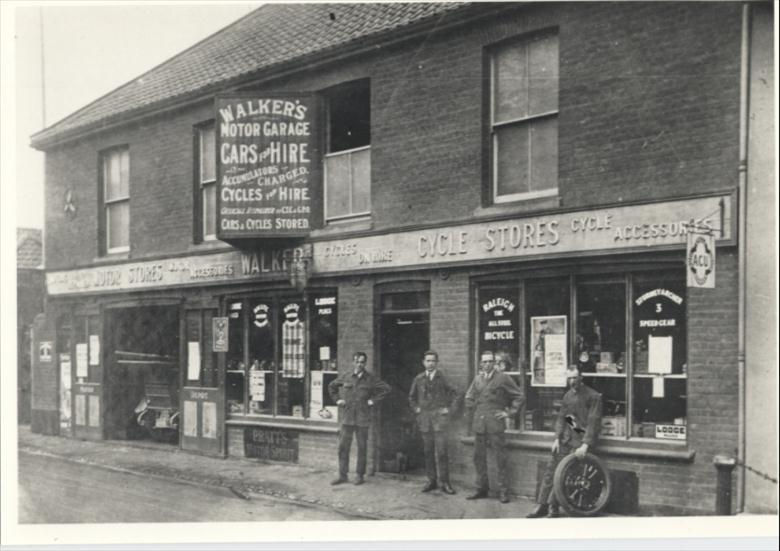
[527, 363, 602, 518]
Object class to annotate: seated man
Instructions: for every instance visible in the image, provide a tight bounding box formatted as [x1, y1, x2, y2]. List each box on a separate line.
[527, 363, 602, 518]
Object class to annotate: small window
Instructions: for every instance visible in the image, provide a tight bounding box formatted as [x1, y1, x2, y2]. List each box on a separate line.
[490, 33, 558, 203]
[198, 124, 217, 241]
[101, 147, 130, 253]
[324, 79, 371, 221]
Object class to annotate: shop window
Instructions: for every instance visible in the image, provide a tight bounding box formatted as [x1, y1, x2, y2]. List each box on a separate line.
[100, 146, 130, 253]
[225, 292, 337, 420]
[523, 278, 569, 432]
[475, 271, 688, 443]
[490, 33, 558, 203]
[324, 79, 371, 221]
[196, 124, 217, 241]
[631, 278, 687, 440]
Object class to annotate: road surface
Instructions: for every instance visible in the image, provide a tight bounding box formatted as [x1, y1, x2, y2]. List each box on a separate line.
[18, 451, 358, 523]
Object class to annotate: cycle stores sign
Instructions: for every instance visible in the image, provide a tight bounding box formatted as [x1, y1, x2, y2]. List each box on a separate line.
[216, 95, 320, 239]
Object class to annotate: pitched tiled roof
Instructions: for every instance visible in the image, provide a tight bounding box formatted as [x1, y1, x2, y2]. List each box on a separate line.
[17, 228, 43, 269]
[31, 2, 476, 149]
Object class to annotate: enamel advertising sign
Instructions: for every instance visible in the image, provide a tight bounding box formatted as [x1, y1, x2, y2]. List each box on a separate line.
[216, 95, 320, 239]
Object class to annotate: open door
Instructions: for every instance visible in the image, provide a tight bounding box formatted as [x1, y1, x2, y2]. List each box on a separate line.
[180, 307, 224, 456]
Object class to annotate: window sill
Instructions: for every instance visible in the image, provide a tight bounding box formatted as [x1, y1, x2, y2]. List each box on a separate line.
[310, 217, 373, 238]
[186, 239, 233, 253]
[226, 415, 339, 434]
[459, 433, 695, 462]
[92, 251, 130, 264]
[474, 194, 561, 219]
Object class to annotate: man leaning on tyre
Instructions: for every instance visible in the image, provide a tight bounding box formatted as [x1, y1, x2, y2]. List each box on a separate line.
[527, 363, 602, 518]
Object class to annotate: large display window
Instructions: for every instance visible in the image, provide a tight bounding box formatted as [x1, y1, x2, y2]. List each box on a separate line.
[225, 291, 338, 421]
[475, 271, 687, 441]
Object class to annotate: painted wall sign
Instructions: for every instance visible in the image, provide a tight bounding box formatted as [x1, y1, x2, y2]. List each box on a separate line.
[244, 427, 299, 463]
[39, 341, 52, 362]
[47, 195, 732, 296]
[687, 231, 716, 288]
[216, 94, 320, 238]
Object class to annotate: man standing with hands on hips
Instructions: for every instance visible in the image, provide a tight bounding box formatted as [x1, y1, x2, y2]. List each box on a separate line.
[464, 350, 524, 503]
[408, 350, 458, 495]
[328, 352, 390, 486]
[527, 363, 602, 518]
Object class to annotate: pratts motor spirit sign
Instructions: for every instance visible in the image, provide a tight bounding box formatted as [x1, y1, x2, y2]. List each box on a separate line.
[216, 95, 320, 239]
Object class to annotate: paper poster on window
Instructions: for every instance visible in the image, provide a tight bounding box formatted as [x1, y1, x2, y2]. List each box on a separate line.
[75, 394, 86, 426]
[652, 376, 665, 398]
[319, 346, 331, 361]
[183, 401, 198, 437]
[88, 395, 100, 427]
[309, 370, 324, 413]
[75, 343, 88, 378]
[187, 342, 201, 380]
[202, 402, 217, 439]
[249, 370, 266, 402]
[530, 315, 567, 387]
[89, 334, 100, 366]
[648, 335, 673, 374]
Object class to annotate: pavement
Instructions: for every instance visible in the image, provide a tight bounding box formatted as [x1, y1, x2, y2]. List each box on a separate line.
[17, 425, 538, 521]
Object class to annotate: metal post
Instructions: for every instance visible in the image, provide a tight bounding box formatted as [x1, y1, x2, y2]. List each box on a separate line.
[713, 455, 738, 515]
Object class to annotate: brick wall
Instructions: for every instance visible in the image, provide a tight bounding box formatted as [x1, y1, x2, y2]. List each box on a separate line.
[43, 3, 741, 270]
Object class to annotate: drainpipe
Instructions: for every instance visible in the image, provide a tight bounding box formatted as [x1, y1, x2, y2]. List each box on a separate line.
[736, 2, 751, 515]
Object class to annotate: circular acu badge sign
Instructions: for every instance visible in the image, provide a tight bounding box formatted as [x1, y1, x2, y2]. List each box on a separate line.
[686, 232, 715, 288]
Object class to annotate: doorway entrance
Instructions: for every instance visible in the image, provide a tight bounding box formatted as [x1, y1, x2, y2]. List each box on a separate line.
[104, 305, 180, 444]
[377, 287, 429, 474]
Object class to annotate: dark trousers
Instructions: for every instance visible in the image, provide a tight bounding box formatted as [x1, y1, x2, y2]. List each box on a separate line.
[537, 442, 574, 505]
[338, 424, 369, 477]
[473, 432, 508, 492]
[421, 430, 449, 484]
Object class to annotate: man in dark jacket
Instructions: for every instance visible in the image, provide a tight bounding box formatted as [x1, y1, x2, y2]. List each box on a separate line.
[464, 350, 524, 503]
[527, 363, 602, 518]
[328, 351, 390, 486]
[408, 350, 459, 494]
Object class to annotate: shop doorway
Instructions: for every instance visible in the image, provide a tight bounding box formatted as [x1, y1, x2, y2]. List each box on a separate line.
[377, 287, 429, 474]
[104, 305, 180, 444]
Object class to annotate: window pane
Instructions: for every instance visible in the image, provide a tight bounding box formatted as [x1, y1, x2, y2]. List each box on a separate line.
[107, 201, 129, 250]
[248, 300, 275, 415]
[495, 124, 530, 197]
[631, 279, 687, 439]
[577, 281, 627, 435]
[226, 301, 245, 414]
[351, 148, 371, 214]
[104, 149, 129, 201]
[528, 34, 559, 115]
[200, 126, 216, 182]
[494, 42, 528, 123]
[524, 279, 569, 432]
[310, 293, 338, 421]
[328, 80, 370, 152]
[203, 183, 216, 237]
[326, 153, 350, 218]
[278, 300, 306, 417]
[529, 117, 558, 192]
[119, 149, 129, 198]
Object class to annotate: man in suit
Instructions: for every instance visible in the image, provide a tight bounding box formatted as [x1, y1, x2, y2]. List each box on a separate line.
[464, 350, 524, 503]
[328, 351, 390, 486]
[527, 363, 602, 518]
[408, 350, 459, 495]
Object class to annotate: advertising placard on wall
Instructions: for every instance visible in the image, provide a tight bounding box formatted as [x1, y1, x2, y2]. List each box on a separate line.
[216, 94, 320, 239]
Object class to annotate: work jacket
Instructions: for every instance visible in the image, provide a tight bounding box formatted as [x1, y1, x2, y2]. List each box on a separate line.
[465, 369, 525, 434]
[408, 369, 459, 432]
[554, 383, 602, 448]
[328, 370, 390, 427]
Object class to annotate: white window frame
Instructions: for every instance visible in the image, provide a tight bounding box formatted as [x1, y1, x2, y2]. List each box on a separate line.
[323, 144, 372, 222]
[490, 34, 559, 204]
[103, 148, 130, 254]
[199, 125, 217, 241]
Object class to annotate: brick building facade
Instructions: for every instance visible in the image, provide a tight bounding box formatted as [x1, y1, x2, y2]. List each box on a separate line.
[30, 2, 775, 515]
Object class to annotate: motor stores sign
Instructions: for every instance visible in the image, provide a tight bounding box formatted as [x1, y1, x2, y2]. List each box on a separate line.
[216, 95, 319, 238]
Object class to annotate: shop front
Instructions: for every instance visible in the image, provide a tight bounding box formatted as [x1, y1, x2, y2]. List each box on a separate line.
[39, 191, 736, 513]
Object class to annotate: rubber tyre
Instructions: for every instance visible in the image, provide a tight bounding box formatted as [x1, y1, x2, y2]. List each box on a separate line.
[552, 452, 611, 517]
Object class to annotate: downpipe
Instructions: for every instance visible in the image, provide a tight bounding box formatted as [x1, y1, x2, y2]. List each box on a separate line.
[735, 2, 750, 515]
